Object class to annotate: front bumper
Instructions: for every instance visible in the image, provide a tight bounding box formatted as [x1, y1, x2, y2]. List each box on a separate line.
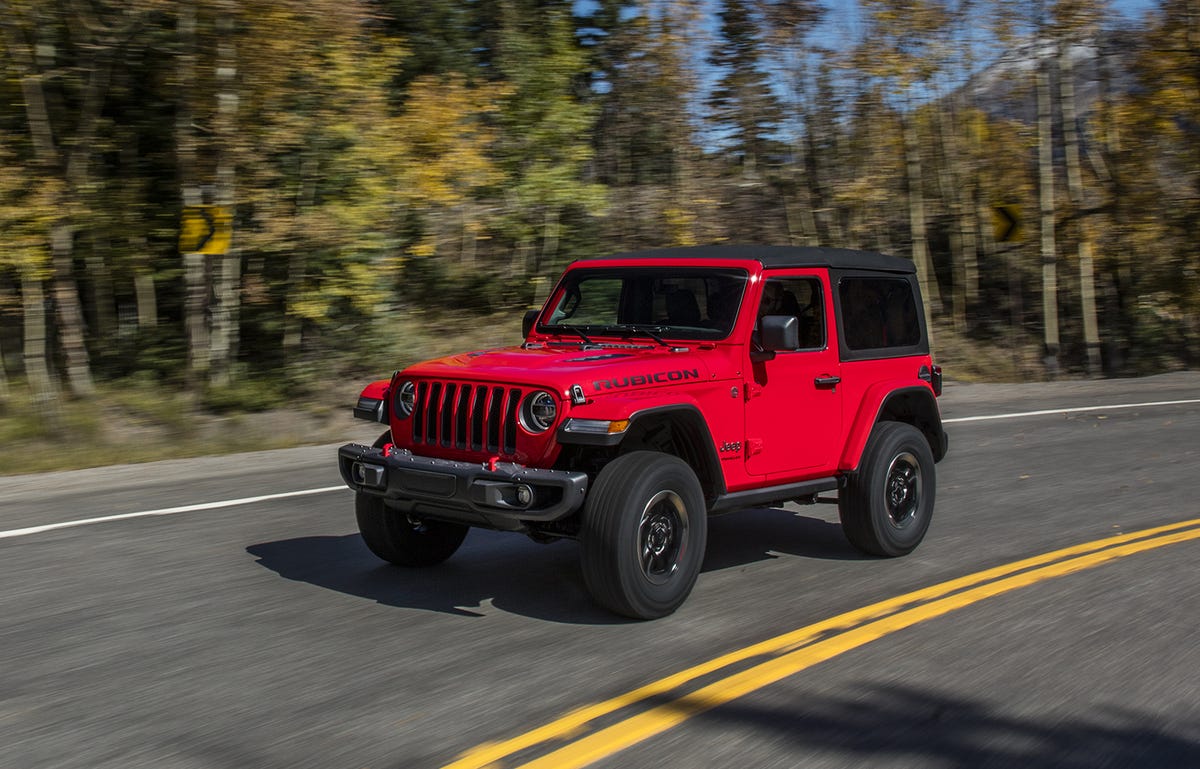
[337, 443, 589, 530]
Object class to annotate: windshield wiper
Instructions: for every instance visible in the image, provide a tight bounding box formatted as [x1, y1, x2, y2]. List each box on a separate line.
[550, 324, 595, 346]
[606, 324, 670, 347]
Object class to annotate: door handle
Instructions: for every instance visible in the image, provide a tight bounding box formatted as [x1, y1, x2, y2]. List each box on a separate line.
[814, 375, 841, 388]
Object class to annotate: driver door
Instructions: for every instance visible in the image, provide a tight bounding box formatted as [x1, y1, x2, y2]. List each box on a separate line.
[744, 271, 842, 477]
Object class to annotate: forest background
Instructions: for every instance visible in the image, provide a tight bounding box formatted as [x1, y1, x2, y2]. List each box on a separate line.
[1, 0, 1197, 472]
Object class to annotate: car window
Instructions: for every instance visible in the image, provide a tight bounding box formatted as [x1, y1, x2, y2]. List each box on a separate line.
[543, 267, 749, 340]
[838, 277, 920, 351]
[757, 277, 824, 350]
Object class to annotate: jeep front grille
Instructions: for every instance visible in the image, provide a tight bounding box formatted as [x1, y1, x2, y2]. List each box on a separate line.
[411, 381, 522, 455]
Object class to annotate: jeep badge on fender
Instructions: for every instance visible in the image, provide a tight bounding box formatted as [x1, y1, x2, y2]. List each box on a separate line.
[338, 245, 948, 619]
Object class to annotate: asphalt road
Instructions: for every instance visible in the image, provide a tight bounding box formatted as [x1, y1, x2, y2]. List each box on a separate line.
[2, 372, 1198, 769]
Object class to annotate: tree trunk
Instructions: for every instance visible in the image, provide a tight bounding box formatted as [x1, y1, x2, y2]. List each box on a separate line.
[957, 189, 980, 331]
[901, 110, 937, 344]
[1096, 36, 1129, 372]
[210, 254, 240, 386]
[176, 2, 210, 381]
[785, 60, 819, 247]
[788, 138, 820, 246]
[130, 234, 159, 328]
[814, 64, 846, 246]
[1036, 41, 1060, 378]
[3, 18, 97, 397]
[932, 102, 972, 333]
[957, 23, 980, 323]
[50, 222, 96, 396]
[662, 0, 705, 248]
[1059, 40, 1102, 376]
[87, 237, 118, 341]
[184, 253, 210, 378]
[209, 0, 241, 387]
[59, 35, 116, 397]
[21, 275, 58, 408]
[134, 270, 158, 328]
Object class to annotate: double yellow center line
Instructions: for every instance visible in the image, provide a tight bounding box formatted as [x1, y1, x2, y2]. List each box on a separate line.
[444, 518, 1200, 769]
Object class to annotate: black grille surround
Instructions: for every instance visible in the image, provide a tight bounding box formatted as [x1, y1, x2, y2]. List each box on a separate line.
[403, 380, 526, 456]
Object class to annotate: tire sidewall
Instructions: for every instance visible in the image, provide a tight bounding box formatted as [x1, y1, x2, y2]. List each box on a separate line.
[861, 422, 935, 555]
[582, 452, 707, 619]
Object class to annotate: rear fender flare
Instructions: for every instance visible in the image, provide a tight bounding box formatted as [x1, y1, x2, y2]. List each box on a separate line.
[839, 384, 945, 471]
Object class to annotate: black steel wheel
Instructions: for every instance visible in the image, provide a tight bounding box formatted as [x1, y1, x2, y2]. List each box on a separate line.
[839, 421, 935, 557]
[580, 451, 707, 619]
[638, 489, 690, 585]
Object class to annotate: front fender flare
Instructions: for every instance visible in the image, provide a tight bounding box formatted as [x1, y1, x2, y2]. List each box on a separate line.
[558, 398, 726, 501]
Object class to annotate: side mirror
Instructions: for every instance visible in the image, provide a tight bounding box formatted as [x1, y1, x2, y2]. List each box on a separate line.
[522, 309, 540, 338]
[752, 315, 799, 362]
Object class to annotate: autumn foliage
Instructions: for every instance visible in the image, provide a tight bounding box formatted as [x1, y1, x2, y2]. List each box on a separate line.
[0, 0, 1197, 411]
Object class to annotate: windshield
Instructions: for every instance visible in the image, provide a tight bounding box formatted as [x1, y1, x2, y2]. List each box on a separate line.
[540, 267, 749, 341]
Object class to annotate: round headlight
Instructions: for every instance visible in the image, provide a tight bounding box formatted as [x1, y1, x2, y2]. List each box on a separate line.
[520, 390, 557, 433]
[394, 380, 416, 419]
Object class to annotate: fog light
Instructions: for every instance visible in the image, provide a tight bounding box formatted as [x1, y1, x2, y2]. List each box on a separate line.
[352, 462, 385, 488]
[515, 484, 533, 507]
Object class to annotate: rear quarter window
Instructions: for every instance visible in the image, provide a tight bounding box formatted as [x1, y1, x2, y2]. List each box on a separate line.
[834, 274, 928, 360]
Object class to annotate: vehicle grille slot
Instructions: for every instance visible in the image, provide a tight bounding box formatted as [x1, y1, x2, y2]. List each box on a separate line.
[455, 385, 472, 449]
[426, 382, 442, 444]
[504, 388, 520, 454]
[471, 386, 486, 450]
[440, 383, 457, 447]
[487, 387, 504, 451]
[413, 381, 428, 442]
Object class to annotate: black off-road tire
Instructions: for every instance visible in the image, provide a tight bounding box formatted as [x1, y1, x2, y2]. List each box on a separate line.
[580, 451, 707, 620]
[839, 421, 935, 557]
[355, 430, 469, 567]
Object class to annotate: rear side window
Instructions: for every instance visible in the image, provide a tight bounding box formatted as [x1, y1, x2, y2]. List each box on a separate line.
[837, 276, 922, 354]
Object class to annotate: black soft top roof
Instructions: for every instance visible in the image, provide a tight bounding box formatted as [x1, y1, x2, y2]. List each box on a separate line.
[580, 245, 916, 274]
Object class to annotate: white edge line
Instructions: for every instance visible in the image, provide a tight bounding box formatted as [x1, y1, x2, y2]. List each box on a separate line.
[943, 398, 1200, 424]
[0, 485, 348, 540]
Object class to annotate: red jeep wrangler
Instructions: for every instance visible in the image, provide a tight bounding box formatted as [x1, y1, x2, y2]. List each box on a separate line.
[339, 246, 947, 619]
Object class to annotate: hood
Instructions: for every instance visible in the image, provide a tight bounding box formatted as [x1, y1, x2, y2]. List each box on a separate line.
[402, 344, 713, 399]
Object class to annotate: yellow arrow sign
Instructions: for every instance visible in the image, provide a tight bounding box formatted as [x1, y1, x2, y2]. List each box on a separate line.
[180, 205, 232, 254]
[992, 204, 1022, 243]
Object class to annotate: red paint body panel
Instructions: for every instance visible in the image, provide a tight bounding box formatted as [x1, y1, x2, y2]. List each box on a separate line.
[837, 366, 939, 471]
[360, 379, 390, 401]
[741, 269, 841, 484]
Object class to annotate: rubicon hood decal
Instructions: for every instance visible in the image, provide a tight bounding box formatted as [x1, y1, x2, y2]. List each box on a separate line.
[592, 368, 701, 392]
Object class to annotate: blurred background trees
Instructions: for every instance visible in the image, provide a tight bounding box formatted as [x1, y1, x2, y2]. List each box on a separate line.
[1, 0, 1197, 415]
